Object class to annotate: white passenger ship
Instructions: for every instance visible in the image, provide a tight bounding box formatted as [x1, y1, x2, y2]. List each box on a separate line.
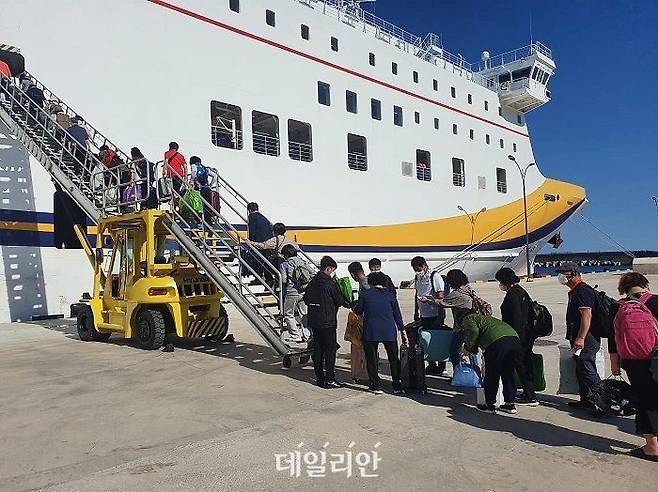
[0, 0, 585, 322]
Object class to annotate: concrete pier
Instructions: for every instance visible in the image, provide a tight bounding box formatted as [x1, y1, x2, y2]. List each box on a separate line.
[0, 272, 655, 491]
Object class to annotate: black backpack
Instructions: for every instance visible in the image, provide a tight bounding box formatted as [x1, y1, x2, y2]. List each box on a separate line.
[591, 286, 615, 338]
[530, 300, 553, 337]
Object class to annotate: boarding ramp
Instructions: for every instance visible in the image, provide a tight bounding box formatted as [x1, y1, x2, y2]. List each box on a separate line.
[0, 73, 313, 366]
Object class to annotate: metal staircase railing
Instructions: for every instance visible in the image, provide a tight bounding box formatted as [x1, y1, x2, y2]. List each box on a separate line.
[0, 73, 312, 366]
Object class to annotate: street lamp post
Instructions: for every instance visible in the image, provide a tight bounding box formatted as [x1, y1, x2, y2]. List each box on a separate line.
[508, 155, 536, 281]
[652, 196, 658, 218]
[458, 205, 487, 247]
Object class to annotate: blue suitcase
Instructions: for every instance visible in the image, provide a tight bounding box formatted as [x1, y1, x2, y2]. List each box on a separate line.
[419, 328, 454, 362]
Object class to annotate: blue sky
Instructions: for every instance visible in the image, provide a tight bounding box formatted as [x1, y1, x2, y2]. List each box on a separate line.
[365, 0, 658, 253]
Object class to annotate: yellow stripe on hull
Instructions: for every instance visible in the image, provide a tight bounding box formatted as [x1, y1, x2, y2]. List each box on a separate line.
[292, 179, 585, 247]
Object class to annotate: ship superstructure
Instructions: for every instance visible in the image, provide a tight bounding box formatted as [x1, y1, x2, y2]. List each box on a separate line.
[0, 0, 585, 322]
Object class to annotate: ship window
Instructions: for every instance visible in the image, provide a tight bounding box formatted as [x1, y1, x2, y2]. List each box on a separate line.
[513, 142, 517, 152]
[452, 123, 458, 135]
[331, 37, 339, 52]
[371, 99, 382, 120]
[496, 168, 507, 194]
[484, 101, 489, 111]
[393, 105, 403, 127]
[346, 90, 358, 114]
[452, 158, 465, 187]
[469, 129, 474, 140]
[288, 119, 313, 162]
[266, 10, 275, 27]
[252, 110, 280, 157]
[498, 107, 503, 116]
[498, 73, 511, 84]
[485, 134, 491, 144]
[392, 62, 398, 75]
[413, 71, 419, 83]
[414, 111, 420, 124]
[542, 71, 549, 84]
[211, 101, 243, 150]
[416, 150, 431, 182]
[434, 118, 439, 130]
[347, 133, 367, 171]
[532, 66, 539, 80]
[318, 81, 331, 106]
[433, 79, 438, 91]
[512, 67, 531, 81]
[499, 138, 504, 149]
[369, 52, 376, 66]
[467, 94, 472, 104]
[451, 87, 456, 98]
[301, 24, 310, 40]
[229, 0, 239, 13]
[517, 114, 523, 125]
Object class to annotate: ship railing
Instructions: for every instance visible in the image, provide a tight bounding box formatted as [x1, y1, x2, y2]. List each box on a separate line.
[211, 125, 243, 150]
[347, 151, 367, 171]
[288, 141, 313, 162]
[476, 41, 553, 72]
[252, 133, 280, 157]
[295, 0, 476, 75]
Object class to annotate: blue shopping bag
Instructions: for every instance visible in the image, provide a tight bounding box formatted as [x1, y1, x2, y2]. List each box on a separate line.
[451, 360, 482, 388]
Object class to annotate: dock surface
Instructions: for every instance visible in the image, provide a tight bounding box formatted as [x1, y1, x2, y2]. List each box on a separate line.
[0, 272, 655, 491]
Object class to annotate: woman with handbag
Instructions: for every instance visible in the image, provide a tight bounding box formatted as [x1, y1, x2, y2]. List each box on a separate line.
[609, 272, 658, 462]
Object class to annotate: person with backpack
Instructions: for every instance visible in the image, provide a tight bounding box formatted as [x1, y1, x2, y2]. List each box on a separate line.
[189, 156, 213, 224]
[496, 267, 538, 406]
[353, 272, 408, 395]
[303, 256, 350, 388]
[436, 269, 492, 368]
[608, 272, 658, 462]
[279, 244, 312, 343]
[411, 256, 447, 375]
[557, 261, 603, 413]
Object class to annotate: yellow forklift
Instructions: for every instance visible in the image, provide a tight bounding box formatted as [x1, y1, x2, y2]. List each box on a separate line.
[74, 209, 231, 349]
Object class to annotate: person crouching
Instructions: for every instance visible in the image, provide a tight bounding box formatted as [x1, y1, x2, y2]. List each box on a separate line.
[353, 272, 409, 394]
[462, 313, 523, 414]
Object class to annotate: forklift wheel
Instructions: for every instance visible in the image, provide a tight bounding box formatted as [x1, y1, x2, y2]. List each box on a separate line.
[77, 305, 111, 342]
[135, 308, 166, 350]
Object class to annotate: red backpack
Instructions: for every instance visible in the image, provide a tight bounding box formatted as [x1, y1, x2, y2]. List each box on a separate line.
[613, 292, 658, 360]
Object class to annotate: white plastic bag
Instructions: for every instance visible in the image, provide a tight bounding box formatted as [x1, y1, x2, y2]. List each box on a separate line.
[476, 385, 504, 406]
[558, 345, 606, 395]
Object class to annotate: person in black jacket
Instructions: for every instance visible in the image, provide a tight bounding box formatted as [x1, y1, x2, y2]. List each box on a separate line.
[608, 272, 658, 462]
[247, 202, 273, 242]
[496, 268, 538, 406]
[303, 256, 350, 388]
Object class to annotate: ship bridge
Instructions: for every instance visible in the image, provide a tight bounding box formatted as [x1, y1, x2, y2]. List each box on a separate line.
[477, 42, 555, 113]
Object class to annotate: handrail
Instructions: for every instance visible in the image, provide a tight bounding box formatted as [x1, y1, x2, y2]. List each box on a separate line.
[2, 72, 308, 359]
[158, 160, 286, 322]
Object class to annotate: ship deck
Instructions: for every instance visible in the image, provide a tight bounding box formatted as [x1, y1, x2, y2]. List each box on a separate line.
[0, 272, 655, 491]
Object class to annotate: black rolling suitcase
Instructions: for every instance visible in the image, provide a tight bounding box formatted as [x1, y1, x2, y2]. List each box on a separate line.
[400, 343, 427, 394]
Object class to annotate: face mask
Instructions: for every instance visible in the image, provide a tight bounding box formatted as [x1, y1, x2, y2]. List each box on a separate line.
[557, 273, 569, 285]
[415, 269, 428, 279]
[499, 283, 507, 292]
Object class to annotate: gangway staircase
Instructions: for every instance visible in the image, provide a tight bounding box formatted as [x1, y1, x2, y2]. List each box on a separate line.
[0, 73, 315, 367]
